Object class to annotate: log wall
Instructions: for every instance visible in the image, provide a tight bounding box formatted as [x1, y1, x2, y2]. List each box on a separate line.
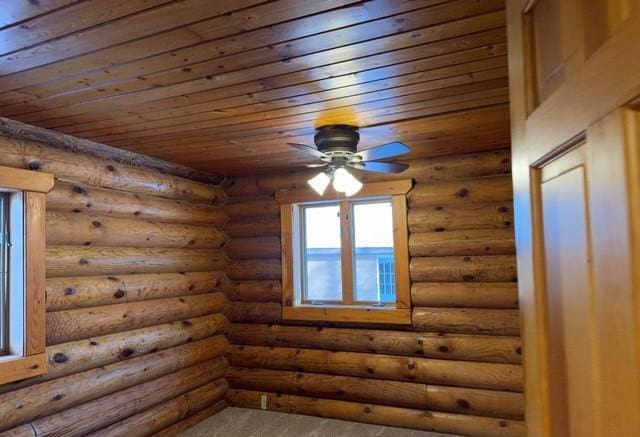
[0, 135, 230, 435]
[222, 149, 524, 436]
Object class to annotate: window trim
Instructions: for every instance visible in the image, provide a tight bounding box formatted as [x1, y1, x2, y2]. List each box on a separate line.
[0, 165, 54, 385]
[277, 179, 412, 325]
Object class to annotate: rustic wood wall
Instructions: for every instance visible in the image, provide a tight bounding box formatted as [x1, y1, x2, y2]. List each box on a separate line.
[0, 135, 230, 436]
[222, 148, 524, 437]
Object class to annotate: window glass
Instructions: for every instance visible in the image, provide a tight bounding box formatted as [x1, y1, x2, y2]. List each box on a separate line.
[0, 193, 8, 355]
[353, 200, 395, 302]
[302, 204, 342, 301]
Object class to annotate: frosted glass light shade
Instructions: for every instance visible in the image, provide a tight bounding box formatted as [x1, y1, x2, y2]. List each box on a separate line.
[333, 168, 362, 196]
[307, 171, 331, 196]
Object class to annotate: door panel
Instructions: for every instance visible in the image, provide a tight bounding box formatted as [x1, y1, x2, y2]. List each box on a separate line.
[536, 146, 598, 436]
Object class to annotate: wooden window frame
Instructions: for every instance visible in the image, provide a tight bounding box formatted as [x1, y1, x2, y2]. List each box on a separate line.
[277, 179, 412, 325]
[0, 165, 54, 385]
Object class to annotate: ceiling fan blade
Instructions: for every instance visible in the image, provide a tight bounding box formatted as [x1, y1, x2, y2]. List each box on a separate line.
[350, 161, 409, 174]
[288, 143, 329, 160]
[306, 163, 328, 168]
[354, 142, 410, 161]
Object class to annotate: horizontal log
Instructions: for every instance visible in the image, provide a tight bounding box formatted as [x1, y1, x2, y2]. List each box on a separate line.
[408, 176, 512, 208]
[225, 280, 282, 302]
[412, 282, 518, 308]
[412, 307, 520, 335]
[225, 302, 282, 324]
[151, 400, 227, 437]
[224, 215, 280, 238]
[88, 380, 228, 437]
[46, 293, 227, 344]
[224, 149, 511, 197]
[0, 315, 228, 394]
[226, 258, 281, 281]
[23, 363, 228, 437]
[46, 246, 227, 277]
[227, 323, 522, 364]
[46, 211, 227, 248]
[0, 426, 33, 437]
[406, 149, 511, 183]
[224, 196, 279, 219]
[47, 180, 227, 225]
[409, 229, 515, 256]
[410, 255, 518, 282]
[227, 345, 523, 391]
[227, 367, 524, 419]
[0, 117, 223, 184]
[46, 271, 228, 311]
[0, 338, 227, 432]
[228, 390, 525, 437]
[408, 202, 514, 232]
[224, 236, 281, 259]
[0, 135, 226, 204]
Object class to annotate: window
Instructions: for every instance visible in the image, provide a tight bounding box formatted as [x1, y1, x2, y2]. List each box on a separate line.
[376, 255, 396, 303]
[0, 165, 53, 385]
[278, 180, 411, 324]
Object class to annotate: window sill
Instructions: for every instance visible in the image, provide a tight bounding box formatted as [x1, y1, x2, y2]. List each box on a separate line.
[282, 305, 412, 325]
[0, 353, 47, 385]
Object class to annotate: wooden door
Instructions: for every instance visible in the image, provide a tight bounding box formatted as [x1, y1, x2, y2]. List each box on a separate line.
[508, 1, 640, 436]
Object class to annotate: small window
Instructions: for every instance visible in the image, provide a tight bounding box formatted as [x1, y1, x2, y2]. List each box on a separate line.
[0, 166, 53, 385]
[278, 180, 411, 324]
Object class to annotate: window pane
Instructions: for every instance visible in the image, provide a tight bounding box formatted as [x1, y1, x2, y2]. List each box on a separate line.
[0, 194, 8, 354]
[303, 204, 342, 301]
[353, 201, 395, 303]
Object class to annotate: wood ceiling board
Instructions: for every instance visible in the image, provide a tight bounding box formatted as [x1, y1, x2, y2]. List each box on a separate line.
[6, 8, 505, 122]
[12, 0, 442, 100]
[117, 105, 510, 161]
[58, 48, 510, 136]
[0, 0, 364, 92]
[0, 0, 511, 176]
[0, 0, 470, 111]
[7, 0, 364, 99]
[0, 0, 176, 55]
[178, 106, 510, 157]
[84, 62, 508, 143]
[97, 82, 509, 150]
[72, 53, 508, 139]
[0, 0, 268, 74]
[79, 76, 509, 142]
[0, 0, 83, 29]
[100, 94, 510, 152]
[37, 29, 507, 131]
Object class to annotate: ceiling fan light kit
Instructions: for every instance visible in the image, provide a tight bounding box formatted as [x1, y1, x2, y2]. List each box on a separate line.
[332, 167, 363, 196]
[289, 125, 411, 197]
[307, 171, 332, 196]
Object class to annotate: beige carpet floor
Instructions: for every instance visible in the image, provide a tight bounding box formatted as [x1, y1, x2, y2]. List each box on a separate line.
[181, 408, 457, 437]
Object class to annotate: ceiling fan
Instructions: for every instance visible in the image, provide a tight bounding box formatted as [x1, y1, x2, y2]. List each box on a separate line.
[288, 125, 410, 197]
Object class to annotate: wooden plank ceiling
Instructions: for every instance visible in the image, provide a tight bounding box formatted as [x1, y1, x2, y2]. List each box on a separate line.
[0, 0, 510, 176]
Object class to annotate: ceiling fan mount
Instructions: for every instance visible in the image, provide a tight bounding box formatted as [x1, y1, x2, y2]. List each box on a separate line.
[313, 125, 360, 160]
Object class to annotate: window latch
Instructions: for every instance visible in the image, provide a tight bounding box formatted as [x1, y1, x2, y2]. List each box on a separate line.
[310, 300, 324, 306]
[373, 302, 385, 307]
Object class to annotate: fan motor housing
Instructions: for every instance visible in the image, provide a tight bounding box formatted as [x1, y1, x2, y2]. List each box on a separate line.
[314, 125, 359, 157]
